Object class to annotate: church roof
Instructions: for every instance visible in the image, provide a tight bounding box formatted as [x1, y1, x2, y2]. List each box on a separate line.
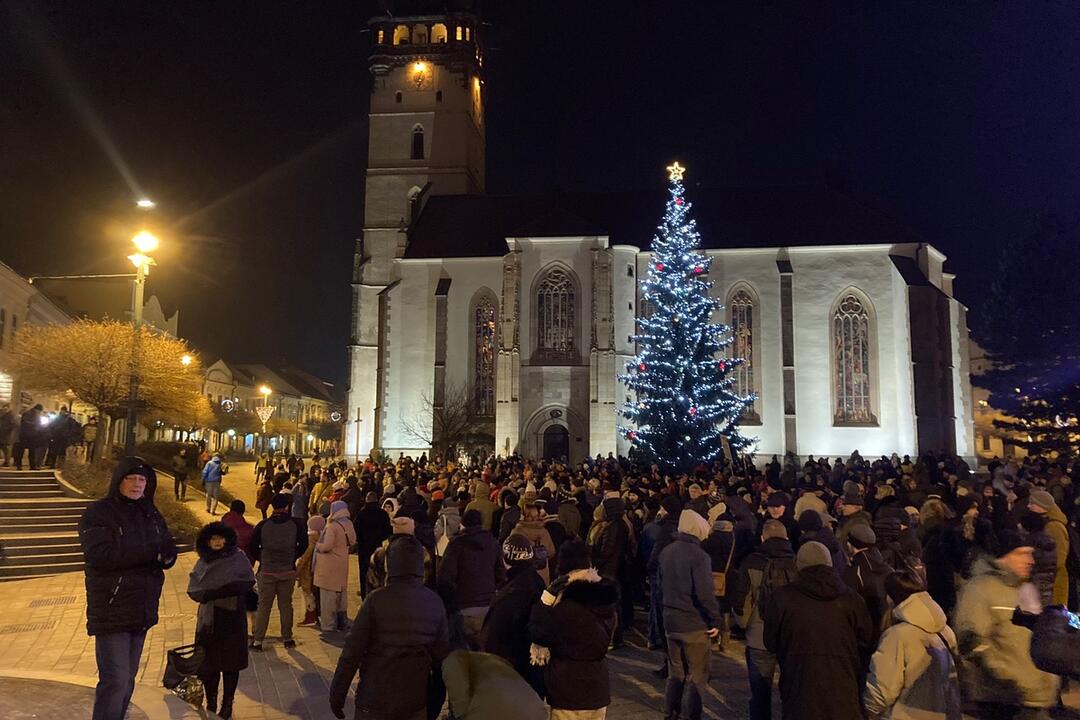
[403, 187, 924, 259]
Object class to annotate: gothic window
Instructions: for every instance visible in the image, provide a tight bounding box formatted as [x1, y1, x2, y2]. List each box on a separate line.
[729, 289, 755, 410]
[431, 23, 448, 44]
[833, 291, 876, 424]
[473, 295, 496, 416]
[536, 268, 575, 362]
[411, 125, 424, 160]
[393, 25, 410, 45]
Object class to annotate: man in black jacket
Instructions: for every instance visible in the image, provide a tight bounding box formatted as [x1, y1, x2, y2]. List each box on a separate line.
[250, 493, 308, 650]
[763, 541, 874, 720]
[330, 536, 450, 720]
[438, 509, 505, 649]
[480, 533, 546, 694]
[79, 457, 176, 720]
[353, 491, 391, 599]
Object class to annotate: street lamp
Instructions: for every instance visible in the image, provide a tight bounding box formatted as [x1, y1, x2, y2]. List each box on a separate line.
[123, 231, 159, 454]
[136, 198, 156, 209]
[255, 385, 274, 452]
[180, 353, 193, 367]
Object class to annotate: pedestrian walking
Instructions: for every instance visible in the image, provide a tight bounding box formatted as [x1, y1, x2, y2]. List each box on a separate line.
[1026, 490, 1070, 606]
[83, 417, 99, 463]
[186, 521, 256, 720]
[171, 447, 191, 501]
[79, 457, 176, 720]
[315, 499, 357, 633]
[249, 493, 308, 650]
[329, 535, 450, 720]
[201, 453, 226, 515]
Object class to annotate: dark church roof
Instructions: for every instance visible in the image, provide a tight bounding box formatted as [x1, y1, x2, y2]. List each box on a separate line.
[404, 187, 924, 259]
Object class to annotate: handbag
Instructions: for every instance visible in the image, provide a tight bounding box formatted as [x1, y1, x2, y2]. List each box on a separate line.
[711, 540, 736, 597]
[1028, 605, 1080, 678]
[162, 643, 205, 690]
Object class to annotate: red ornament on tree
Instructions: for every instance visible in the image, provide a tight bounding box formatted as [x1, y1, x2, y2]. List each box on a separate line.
[627, 430, 637, 441]
[689, 406, 697, 415]
[656, 262, 664, 271]
[694, 265, 703, 274]
[718, 361, 726, 371]
[675, 197, 684, 206]
[638, 362, 646, 371]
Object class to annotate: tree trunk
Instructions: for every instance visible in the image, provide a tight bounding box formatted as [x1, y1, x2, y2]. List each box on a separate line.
[94, 415, 113, 462]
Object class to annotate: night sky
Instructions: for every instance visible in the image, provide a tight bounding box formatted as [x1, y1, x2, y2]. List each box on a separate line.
[2, 1, 1078, 384]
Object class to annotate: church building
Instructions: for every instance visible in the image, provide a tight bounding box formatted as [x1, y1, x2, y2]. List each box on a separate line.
[346, 2, 977, 464]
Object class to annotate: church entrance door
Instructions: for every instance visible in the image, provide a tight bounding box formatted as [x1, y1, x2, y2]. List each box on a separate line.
[542, 424, 569, 463]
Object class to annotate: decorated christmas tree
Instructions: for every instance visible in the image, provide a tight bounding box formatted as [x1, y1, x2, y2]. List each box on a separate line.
[619, 162, 755, 471]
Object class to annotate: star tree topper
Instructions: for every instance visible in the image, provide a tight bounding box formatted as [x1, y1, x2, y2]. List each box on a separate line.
[667, 161, 686, 182]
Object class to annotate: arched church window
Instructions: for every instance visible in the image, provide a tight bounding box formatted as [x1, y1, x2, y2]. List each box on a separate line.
[833, 291, 876, 424]
[729, 289, 756, 411]
[393, 25, 410, 45]
[473, 295, 496, 416]
[536, 268, 575, 363]
[431, 23, 448, 44]
[411, 125, 424, 160]
[412, 25, 428, 45]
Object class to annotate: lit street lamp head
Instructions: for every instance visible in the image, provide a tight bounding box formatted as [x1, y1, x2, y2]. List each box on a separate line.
[180, 354, 193, 366]
[132, 230, 160, 253]
[136, 198, 156, 209]
[259, 385, 272, 396]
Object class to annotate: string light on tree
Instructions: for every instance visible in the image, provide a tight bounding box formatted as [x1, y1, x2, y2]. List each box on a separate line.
[618, 161, 756, 471]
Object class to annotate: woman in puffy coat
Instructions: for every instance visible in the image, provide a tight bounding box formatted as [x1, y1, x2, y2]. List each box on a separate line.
[864, 572, 961, 720]
[187, 521, 256, 719]
[315, 500, 357, 633]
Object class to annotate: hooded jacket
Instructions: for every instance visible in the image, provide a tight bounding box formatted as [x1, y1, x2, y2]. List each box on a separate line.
[481, 565, 546, 684]
[201, 456, 224, 484]
[187, 523, 256, 673]
[1041, 504, 1070, 605]
[329, 536, 450, 718]
[465, 481, 498, 531]
[354, 500, 392, 557]
[953, 556, 1058, 708]
[442, 650, 547, 720]
[589, 497, 629, 581]
[864, 592, 961, 720]
[528, 574, 618, 710]
[657, 532, 721, 634]
[731, 536, 796, 650]
[79, 457, 176, 636]
[438, 524, 506, 610]
[762, 564, 874, 720]
[314, 505, 357, 591]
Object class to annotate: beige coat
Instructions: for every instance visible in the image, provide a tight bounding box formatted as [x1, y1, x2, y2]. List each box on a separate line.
[314, 508, 356, 591]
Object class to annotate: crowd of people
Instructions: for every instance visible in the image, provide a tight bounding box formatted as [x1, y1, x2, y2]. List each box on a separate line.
[0, 402, 95, 469]
[79, 447, 1079, 720]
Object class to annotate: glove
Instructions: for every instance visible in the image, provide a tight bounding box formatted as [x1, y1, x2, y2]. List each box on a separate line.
[547, 573, 571, 597]
[330, 705, 345, 719]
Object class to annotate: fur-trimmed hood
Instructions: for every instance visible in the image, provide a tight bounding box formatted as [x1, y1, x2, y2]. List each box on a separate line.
[560, 576, 618, 614]
[196, 521, 238, 562]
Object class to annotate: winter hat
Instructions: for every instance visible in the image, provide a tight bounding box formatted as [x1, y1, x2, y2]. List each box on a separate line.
[678, 509, 710, 542]
[796, 541, 833, 571]
[707, 501, 729, 525]
[307, 515, 326, 533]
[848, 523, 877, 549]
[995, 529, 1032, 558]
[955, 495, 979, 517]
[330, 500, 349, 516]
[766, 492, 790, 508]
[365, 491, 379, 503]
[392, 516, 416, 535]
[462, 509, 483, 528]
[502, 533, 535, 565]
[660, 495, 683, 517]
[927, 484, 948, 500]
[797, 509, 824, 533]
[842, 492, 864, 507]
[688, 481, 703, 492]
[762, 518, 788, 542]
[524, 482, 538, 496]
[1028, 490, 1057, 513]
[556, 538, 592, 575]
[270, 493, 291, 510]
[843, 480, 862, 497]
[432, 490, 445, 502]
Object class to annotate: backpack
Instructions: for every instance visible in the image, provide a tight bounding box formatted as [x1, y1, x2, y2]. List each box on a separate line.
[756, 557, 797, 612]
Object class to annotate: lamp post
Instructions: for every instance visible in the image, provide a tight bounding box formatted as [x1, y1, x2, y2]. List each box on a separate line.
[255, 385, 274, 453]
[123, 231, 159, 454]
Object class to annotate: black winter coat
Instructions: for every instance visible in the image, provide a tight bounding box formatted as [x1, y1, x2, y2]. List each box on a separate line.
[437, 525, 505, 611]
[79, 457, 176, 636]
[590, 498, 629, 581]
[188, 523, 255, 674]
[763, 565, 874, 720]
[481, 565, 546, 687]
[354, 501, 392, 557]
[842, 547, 894, 643]
[330, 536, 450, 718]
[529, 578, 618, 711]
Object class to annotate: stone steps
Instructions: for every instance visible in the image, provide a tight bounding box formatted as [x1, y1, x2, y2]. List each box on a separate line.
[0, 470, 87, 580]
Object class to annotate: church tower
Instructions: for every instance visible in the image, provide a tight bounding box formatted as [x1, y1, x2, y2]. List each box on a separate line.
[346, 1, 486, 459]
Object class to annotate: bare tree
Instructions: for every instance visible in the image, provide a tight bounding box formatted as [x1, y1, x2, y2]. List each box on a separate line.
[400, 383, 493, 456]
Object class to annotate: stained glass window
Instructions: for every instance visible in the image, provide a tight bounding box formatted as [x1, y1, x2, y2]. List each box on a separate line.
[474, 296, 496, 416]
[729, 290, 754, 408]
[536, 268, 575, 362]
[833, 293, 874, 423]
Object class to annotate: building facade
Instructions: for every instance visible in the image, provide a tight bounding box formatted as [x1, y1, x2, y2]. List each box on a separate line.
[345, 3, 976, 464]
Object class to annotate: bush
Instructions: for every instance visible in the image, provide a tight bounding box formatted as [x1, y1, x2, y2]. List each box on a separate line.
[61, 458, 204, 544]
[135, 440, 201, 471]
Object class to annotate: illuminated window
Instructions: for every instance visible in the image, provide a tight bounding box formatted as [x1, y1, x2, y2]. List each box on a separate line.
[411, 125, 424, 160]
[431, 23, 448, 44]
[377, 29, 385, 44]
[729, 289, 756, 415]
[536, 267, 576, 363]
[456, 26, 463, 41]
[412, 25, 428, 45]
[393, 25, 410, 45]
[833, 291, 876, 424]
[465, 27, 471, 41]
[473, 294, 497, 416]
